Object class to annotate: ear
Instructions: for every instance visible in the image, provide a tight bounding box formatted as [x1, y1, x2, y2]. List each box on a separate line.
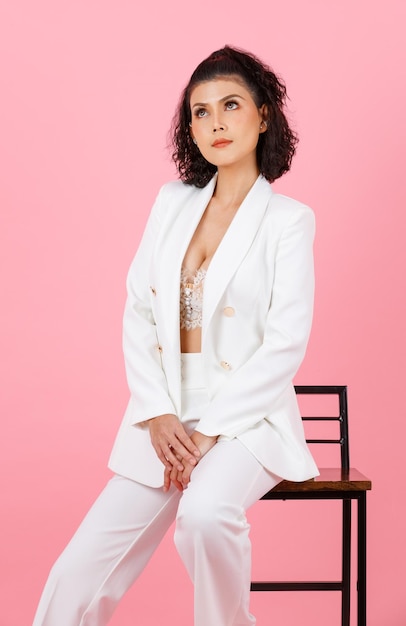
[259, 104, 269, 133]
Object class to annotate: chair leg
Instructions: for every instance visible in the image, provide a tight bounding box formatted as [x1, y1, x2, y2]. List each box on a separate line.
[357, 492, 367, 626]
[342, 499, 351, 626]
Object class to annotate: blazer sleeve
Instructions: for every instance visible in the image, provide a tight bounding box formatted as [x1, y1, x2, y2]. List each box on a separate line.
[197, 206, 315, 438]
[123, 186, 177, 423]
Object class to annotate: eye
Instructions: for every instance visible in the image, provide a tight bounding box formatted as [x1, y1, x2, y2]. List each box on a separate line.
[194, 108, 207, 118]
[225, 100, 238, 110]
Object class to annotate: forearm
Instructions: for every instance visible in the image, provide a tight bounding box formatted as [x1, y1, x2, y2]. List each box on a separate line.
[191, 430, 218, 457]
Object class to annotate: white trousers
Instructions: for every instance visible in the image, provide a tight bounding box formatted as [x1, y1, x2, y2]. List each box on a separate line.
[33, 355, 281, 626]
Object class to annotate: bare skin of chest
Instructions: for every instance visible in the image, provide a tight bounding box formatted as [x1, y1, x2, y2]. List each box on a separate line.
[182, 198, 239, 271]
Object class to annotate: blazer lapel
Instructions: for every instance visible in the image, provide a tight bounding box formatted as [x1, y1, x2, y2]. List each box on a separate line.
[157, 176, 217, 355]
[202, 175, 273, 344]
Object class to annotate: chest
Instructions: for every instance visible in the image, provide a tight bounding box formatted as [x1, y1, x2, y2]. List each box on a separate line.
[182, 199, 240, 271]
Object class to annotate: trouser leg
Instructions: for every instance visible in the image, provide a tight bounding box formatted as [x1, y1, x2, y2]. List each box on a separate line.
[174, 438, 281, 626]
[33, 475, 181, 626]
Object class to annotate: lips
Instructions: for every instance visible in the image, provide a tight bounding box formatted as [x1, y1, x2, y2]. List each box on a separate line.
[212, 139, 232, 148]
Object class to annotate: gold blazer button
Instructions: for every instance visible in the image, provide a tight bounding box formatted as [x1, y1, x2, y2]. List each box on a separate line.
[220, 360, 231, 370]
[223, 306, 235, 317]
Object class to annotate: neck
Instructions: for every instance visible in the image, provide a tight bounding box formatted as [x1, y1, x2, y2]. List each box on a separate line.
[213, 162, 260, 208]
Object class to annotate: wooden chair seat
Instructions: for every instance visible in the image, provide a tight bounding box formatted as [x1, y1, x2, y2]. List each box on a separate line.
[272, 467, 371, 494]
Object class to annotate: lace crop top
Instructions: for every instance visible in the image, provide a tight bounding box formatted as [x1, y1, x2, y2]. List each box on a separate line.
[180, 266, 206, 331]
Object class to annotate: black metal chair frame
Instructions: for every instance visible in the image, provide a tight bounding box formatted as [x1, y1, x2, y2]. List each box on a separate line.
[250, 385, 371, 626]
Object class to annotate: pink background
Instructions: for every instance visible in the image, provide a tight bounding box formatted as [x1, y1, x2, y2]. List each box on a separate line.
[1, 1, 405, 624]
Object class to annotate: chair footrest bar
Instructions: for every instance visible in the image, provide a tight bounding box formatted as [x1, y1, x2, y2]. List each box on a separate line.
[250, 581, 343, 592]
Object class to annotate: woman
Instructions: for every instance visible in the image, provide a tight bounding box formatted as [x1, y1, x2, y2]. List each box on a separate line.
[33, 45, 319, 626]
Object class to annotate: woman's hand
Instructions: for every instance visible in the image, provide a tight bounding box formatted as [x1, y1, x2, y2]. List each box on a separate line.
[148, 414, 201, 481]
[164, 458, 185, 493]
[164, 430, 218, 492]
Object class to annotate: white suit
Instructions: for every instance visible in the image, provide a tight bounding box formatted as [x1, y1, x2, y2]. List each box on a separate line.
[109, 173, 319, 485]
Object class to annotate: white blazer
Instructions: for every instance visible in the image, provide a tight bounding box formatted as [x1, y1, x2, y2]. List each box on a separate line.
[109, 174, 319, 487]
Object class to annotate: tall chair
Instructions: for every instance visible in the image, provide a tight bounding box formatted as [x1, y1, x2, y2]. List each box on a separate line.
[251, 385, 371, 626]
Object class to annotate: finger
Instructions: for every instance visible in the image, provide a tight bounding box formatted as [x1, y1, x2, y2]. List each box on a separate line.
[172, 478, 183, 492]
[170, 465, 184, 492]
[165, 445, 184, 471]
[170, 462, 180, 483]
[152, 444, 173, 470]
[177, 460, 194, 487]
[177, 469, 184, 487]
[175, 429, 201, 459]
[164, 464, 183, 493]
[152, 440, 183, 471]
[152, 443, 170, 468]
[169, 439, 199, 467]
[163, 467, 171, 493]
[182, 465, 193, 486]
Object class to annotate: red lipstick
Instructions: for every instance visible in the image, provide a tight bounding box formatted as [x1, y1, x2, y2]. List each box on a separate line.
[212, 139, 232, 148]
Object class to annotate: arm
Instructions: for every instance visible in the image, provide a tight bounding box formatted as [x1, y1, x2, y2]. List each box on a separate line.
[123, 186, 200, 471]
[197, 207, 316, 438]
[122, 186, 177, 422]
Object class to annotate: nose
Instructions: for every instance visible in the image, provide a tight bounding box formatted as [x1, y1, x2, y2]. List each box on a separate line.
[212, 111, 226, 133]
[213, 122, 225, 133]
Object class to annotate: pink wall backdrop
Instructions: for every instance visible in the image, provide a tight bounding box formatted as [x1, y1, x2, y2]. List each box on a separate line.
[1, 1, 405, 624]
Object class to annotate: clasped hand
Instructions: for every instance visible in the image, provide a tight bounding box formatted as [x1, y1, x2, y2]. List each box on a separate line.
[148, 414, 217, 492]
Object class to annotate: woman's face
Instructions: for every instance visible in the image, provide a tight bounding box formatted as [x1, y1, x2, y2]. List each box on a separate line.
[189, 77, 267, 172]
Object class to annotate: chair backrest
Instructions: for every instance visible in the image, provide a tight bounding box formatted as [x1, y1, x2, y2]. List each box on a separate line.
[294, 385, 349, 471]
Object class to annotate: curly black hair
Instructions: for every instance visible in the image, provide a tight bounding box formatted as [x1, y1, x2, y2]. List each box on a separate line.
[170, 45, 298, 188]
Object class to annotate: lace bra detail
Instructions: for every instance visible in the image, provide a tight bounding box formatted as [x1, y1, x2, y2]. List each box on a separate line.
[180, 266, 206, 331]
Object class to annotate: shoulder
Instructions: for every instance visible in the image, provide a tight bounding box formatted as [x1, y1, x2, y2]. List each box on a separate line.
[265, 188, 315, 236]
[253, 179, 315, 245]
[146, 179, 196, 224]
[151, 178, 215, 223]
[254, 175, 314, 225]
[269, 190, 313, 219]
[156, 179, 201, 204]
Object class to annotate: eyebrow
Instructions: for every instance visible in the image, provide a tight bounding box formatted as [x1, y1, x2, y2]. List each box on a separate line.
[191, 93, 246, 109]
